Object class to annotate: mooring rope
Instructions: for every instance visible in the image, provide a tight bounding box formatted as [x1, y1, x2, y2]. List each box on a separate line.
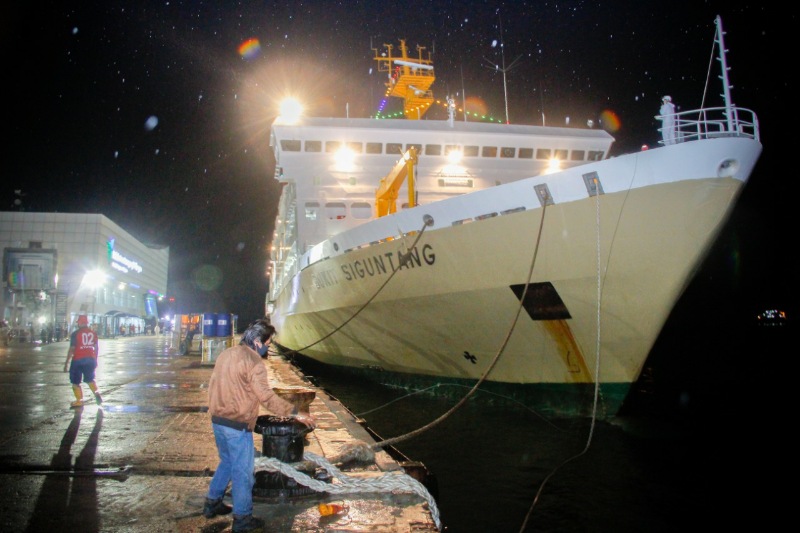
[371, 198, 549, 451]
[279, 215, 434, 360]
[254, 452, 442, 530]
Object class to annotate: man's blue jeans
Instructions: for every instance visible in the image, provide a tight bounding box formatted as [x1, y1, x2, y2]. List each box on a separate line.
[207, 423, 255, 517]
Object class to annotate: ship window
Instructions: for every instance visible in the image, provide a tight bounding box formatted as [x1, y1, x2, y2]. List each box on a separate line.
[582, 171, 605, 196]
[463, 145, 479, 157]
[346, 141, 363, 153]
[304, 202, 320, 221]
[305, 140, 322, 152]
[587, 150, 605, 161]
[475, 212, 498, 220]
[500, 147, 516, 158]
[438, 177, 474, 187]
[482, 146, 498, 157]
[326, 202, 347, 219]
[280, 140, 301, 152]
[348, 177, 357, 185]
[406, 143, 422, 153]
[445, 144, 460, 155]
[570, 150, 585, 161]
[386, 142, 403, 155]
[536, 148, 552, 160]
[325, 141, 341, 153]
[518, 148, 534, 159]
[351, 202, 372, 219]
[366, 142, 382, 154]
[501, 206, 526, 215]
[534, 184, 554, 206]
[425, 144, 442, 155]
[554, 149, 568, 161]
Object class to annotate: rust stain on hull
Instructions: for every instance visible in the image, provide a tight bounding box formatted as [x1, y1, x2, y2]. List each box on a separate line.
[542, 320, 592, 382]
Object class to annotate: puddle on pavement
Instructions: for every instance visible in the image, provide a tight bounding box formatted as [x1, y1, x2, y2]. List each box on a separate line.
[102, 405, 208, 413]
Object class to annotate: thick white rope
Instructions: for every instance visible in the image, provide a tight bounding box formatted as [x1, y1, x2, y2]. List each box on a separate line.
[254, 451, 441, 530]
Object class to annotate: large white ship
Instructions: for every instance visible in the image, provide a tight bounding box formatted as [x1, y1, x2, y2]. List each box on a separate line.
[265, 17, 761, 417]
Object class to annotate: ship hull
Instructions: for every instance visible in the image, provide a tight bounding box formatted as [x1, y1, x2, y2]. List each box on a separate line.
[270, 137, 761, 417]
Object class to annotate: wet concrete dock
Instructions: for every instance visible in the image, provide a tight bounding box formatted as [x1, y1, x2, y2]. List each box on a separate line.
[0, 334, 439, 532]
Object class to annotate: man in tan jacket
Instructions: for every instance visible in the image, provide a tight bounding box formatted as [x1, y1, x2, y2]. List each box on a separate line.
[203, 318, 315, 532]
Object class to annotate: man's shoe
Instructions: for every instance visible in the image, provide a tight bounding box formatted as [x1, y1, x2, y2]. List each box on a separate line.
[202, 497, 232, 518]
[232, 514, 265, 532]
[94, 392, 103, 405]
[70, 400, 83, 408]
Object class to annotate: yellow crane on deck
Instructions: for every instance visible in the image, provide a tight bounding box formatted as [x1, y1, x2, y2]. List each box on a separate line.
[375, 147, 418, 217]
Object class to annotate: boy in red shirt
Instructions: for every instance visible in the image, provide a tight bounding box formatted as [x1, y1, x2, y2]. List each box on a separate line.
[63, 315, 102, 408]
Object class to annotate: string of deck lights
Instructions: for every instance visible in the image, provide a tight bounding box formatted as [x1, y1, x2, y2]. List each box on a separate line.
[372, 97, 503, 123]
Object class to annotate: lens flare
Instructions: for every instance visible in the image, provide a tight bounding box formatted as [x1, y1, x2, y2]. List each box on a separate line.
[464, 96, 488, 117]
[238, 38, 261, 60]
[599, 109, 621, 132]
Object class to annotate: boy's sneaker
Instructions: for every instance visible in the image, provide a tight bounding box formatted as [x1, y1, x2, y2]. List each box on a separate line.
[94, 393, 103, 405]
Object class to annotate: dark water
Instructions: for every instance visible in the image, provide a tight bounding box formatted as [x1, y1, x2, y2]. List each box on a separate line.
[288, 307, 793, 532]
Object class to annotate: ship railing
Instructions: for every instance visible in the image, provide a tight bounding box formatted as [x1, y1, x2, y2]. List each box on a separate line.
[657, 105, 759, 145]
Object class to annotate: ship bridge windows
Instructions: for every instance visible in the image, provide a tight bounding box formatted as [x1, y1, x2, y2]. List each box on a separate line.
[326, 202, 347, 219]
[425, 144, 442, 155]
[463, 145, 479, 157]
[438, 177, 474, 188]
[346, 142, 363, 153]
[570, 150, 585, 161]
[325, 141, 341, 153]
[482, 146, 498, 158]
[406, 143, 422, 153]
[587, 150, 605, 161]
[280, 140, 301, 151]
[366, 142, 383, 154]
[351, 202, 372, 219]
[386, 142, 403, 155]
[501, 147, 516, 158]
[554, 149, 568, 161]
[304, 202, 320, 221]
[536, 148, 552, 160]
[518, 148, 534, 159]
[305, 140, 322, 152]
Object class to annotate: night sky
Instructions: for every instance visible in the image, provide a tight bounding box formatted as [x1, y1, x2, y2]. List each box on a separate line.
[2, 1, 794, 326]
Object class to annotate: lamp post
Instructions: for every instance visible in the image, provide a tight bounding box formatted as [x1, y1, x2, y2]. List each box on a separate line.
[82, 269, 106, 332]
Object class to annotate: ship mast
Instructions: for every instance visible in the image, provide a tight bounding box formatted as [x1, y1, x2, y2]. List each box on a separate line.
[373, 40, 436, 120]
[714, 15, 735, 132]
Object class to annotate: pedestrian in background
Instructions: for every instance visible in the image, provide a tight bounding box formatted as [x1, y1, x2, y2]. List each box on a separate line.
[203, 318, 315, 532]
[63, 315, 102, 408]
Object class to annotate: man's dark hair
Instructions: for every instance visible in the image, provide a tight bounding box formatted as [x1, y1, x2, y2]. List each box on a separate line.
[239, 318, 276, 349]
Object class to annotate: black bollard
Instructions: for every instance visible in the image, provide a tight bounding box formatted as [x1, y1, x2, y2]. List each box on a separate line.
[253, 415, 315, 497]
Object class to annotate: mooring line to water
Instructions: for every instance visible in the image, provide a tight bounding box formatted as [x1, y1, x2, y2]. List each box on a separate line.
[518, 176, 607, 532]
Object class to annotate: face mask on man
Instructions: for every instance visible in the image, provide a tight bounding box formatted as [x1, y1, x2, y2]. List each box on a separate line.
[257, 342, 269, 357]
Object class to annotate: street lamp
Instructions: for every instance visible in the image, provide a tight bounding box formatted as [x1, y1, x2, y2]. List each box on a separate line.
[82, 268, 106, 323]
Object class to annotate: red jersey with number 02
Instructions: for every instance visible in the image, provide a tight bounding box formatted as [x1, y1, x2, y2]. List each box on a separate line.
[70, 327, 98, 361]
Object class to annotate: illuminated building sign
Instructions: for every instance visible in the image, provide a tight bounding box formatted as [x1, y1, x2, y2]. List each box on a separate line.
[107, 238, 143, 274]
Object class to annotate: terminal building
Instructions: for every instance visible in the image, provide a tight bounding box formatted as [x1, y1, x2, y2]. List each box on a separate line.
[0, 211, 169, 339]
